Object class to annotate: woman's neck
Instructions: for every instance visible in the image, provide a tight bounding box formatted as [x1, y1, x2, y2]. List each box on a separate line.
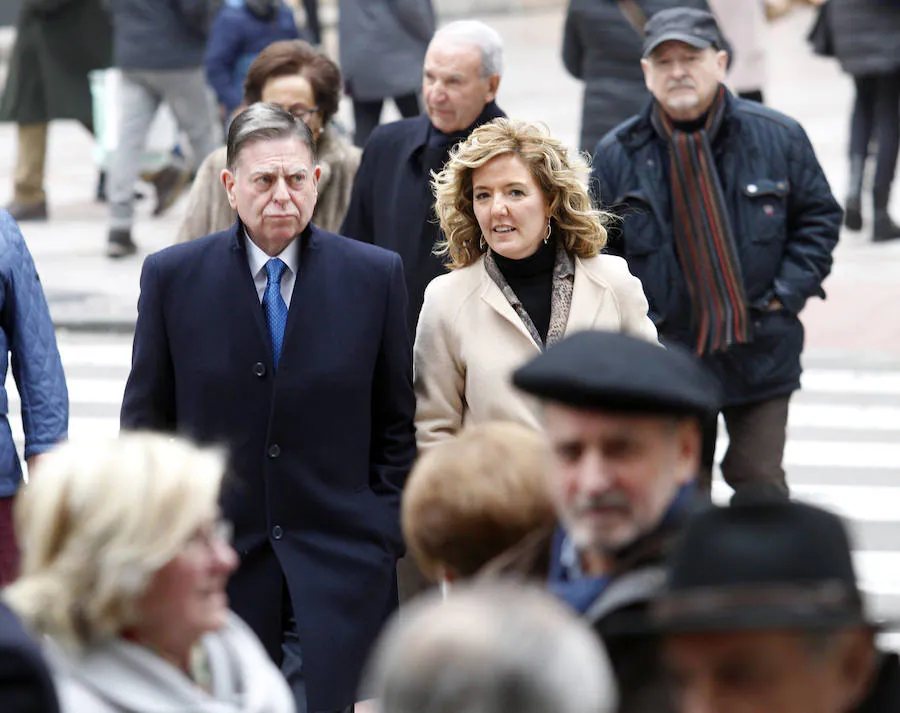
[492, 236, 556, 277]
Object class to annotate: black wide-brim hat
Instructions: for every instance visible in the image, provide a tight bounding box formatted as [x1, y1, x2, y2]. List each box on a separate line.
[639, 500, 893, 635]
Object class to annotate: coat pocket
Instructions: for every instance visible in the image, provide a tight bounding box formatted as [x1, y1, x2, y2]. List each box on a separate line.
[742, 178, 790, 243]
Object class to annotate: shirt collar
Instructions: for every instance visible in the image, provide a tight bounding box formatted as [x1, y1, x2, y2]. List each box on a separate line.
[244, 228, 300, 279]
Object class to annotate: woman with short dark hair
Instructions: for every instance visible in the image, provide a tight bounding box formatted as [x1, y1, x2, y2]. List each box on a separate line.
[177, 40, 360, 241]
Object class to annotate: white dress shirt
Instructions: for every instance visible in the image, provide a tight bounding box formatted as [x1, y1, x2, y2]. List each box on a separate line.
[245, 231, 300, 308]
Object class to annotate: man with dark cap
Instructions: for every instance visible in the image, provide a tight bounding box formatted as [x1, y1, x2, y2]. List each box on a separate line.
[652, 499, 900, 713]
[591, 8, 841, 500]
[509, 330, 720, 713]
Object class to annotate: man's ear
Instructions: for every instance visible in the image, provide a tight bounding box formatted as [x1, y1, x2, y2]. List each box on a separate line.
[221, 168, 238, 211]
[716, 50, 729, 79]
[834, 628, 878, 711]
[674, 419, 703, 487]
[485, 74, 500, 103]
[640, 58, 652, 92]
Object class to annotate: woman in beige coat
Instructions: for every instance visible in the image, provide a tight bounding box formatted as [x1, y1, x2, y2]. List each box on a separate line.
[415, 119, 658, 450]
[176, 40, 359, 241]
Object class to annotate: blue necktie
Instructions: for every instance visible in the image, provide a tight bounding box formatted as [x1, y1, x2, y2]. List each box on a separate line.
[263, 258, 288, 369]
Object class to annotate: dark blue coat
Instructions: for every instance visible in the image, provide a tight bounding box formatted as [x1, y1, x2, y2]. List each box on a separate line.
[0, 602, 60, 712]
[120, 222, 416, 711]
[591, 93, 841, 407]
[0, 210, 68, 496]
[205, 0, 301, 113]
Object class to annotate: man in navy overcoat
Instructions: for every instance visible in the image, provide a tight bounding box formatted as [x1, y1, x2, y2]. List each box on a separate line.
[120, 103, 416, 713]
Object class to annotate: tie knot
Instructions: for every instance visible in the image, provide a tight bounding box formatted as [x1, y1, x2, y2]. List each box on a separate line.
[265, 258, 287, 285]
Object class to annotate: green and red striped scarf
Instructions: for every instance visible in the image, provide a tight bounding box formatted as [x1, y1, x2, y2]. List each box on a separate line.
[651, 85, 750, 355]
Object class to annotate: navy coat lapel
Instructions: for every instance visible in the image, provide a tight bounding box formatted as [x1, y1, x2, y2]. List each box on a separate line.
[227, 221, 272, 363]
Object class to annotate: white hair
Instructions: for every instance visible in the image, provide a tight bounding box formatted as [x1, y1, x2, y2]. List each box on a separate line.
[363, 582, 617, 713]
[4, 433, 227, 649]
[430, 20, 504, 77]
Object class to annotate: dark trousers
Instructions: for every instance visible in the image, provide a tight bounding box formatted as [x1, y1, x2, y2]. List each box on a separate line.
[0, 497, 18, 586]
[352, 93, 421, 148]
[849, 70, 900, 205]
[281, 579, 353, 713]
[698, 395, 791, 501]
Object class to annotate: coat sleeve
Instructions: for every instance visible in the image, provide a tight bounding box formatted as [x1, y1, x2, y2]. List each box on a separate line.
[562, 2, 584, 79]
[774, 124, 841, 315]
[2, 217, 68, 459]
[205, 9, 244, 112]
[369, 254, 417, 539]
[390, 0, 436, 44]
[176, 150, 232, 243]
[339, 142, 377, 243]
[120, 255, 177, 432]
[412, 279, 466, 450]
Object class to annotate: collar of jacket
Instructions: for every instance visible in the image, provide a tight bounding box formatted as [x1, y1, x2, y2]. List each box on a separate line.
[617, 85, 741, 152]
[410, 101, 507, 158]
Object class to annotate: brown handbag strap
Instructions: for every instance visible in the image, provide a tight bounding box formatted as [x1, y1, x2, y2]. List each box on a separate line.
[617, 0, 648, 37]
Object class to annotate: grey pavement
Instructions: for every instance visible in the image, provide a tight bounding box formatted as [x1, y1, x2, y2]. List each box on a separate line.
[1, 6, 899, 356]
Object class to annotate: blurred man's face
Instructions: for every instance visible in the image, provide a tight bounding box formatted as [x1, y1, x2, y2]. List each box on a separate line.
[641, 42, 728, 122]
[664, 629, 875, 713]
[423, 40, 499, 134]
[543, 406, 699, 563]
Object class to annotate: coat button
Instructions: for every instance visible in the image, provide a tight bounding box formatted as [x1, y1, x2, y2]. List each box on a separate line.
[253, 362, 266, 377]
[272, 525, 283, 540]
[268, 444, 281, 458]
[747, 184, 758, 194]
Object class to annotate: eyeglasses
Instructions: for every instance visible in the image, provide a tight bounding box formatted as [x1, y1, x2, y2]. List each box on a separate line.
[287, 106, 320, 123]
[185, 519, 234, 550]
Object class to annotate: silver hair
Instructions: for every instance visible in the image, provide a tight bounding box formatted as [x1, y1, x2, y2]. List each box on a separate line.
[362, 582, 618, 713]
[430, 20, 504, 78]
[226, 102, 317, 171]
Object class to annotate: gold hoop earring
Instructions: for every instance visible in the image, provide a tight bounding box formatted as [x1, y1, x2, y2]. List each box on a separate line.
[480, 235, 487, 251]
[544, 220, 552, 245]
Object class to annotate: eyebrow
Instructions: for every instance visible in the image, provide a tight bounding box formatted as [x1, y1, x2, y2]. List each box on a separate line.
[473, 181, 529, 190]
[249, 166, 310, 178]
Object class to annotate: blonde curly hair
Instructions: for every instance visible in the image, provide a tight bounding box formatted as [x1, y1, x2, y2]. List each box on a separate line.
[432, 118, 609, 270]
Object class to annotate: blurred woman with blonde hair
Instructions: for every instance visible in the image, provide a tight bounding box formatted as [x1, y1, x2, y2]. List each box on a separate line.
[5, 433, 294, 713]
[414, 118, 657, 449]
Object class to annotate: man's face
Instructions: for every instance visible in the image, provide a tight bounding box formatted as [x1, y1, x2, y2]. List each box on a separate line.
[422, 40, 500, 134]
[665, 629, 874, 713]
[543, 405, 699, 556]
[222, 136, 320, 256]
[641, 42, 728, 122]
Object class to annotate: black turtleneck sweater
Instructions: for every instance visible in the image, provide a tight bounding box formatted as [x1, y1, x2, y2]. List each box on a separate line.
[493, 237, 556, 343]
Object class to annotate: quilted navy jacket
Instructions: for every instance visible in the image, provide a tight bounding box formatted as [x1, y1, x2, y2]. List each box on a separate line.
[0, 211, 68, 496]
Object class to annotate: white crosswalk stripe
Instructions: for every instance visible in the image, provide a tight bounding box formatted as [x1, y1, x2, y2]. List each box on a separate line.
[6, 336, 900, 630]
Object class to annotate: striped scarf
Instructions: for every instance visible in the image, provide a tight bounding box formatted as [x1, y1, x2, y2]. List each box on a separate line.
[651, 86, 750, 355]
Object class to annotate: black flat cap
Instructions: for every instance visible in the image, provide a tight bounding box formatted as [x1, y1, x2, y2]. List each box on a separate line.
[512, 331, 720, 419]
[643, 8, 726, 58]
[651, 500, 877, 632]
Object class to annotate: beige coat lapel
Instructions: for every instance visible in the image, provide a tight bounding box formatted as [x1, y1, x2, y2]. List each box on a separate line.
[478, 265, 540, 347]
[566, 256, 612, 334]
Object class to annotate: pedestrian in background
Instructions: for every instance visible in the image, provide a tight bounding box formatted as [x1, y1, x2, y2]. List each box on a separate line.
[415, 118, 657, 450]
[511, 330, 719, 713]
[708, 0, 768, 103]
[205, 0, 303, 121]
[338, 0, 434, 148]
[592, 9, 841, 501]
[5, 434, 295, 713]
[0, 0, 112, 221]
[829, 0, 900, 242]
[402, 422, 556, 588]
[0, 210, 68, 587]
[178, 40, 360, 240]
[104, 0, 223, 258]
[562, 0, 710, 153]
[362, 583, 618, 713]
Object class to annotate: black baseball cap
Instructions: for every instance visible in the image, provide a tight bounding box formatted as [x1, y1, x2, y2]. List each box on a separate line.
[642, 8, 727, 59]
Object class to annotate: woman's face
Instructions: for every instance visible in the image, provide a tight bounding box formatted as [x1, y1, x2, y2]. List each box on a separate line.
[132, 518, 238, 658]
[472, 153, 551, 260]
[261, 73, 324, 142]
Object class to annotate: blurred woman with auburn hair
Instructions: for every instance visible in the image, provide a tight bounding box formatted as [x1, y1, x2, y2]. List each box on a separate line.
[414, 118, 657, 450]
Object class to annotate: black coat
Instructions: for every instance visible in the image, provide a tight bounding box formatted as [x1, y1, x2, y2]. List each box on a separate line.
[562, 0, 709, 153]
[0, 602, 60, 713]
[829, 0, 900, 77]
[857, 653, 900, 713]
[120, 223, 417, 711]
[591, 92, 841, 407]
[340, 102, 506, 335]
[0, 0, 112, 125]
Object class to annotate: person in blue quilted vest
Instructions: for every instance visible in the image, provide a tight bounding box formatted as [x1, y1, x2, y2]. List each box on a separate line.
[0, 210, 68, 585]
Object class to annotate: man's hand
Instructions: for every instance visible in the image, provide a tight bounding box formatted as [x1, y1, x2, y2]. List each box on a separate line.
[767, 297, 784, 311]
[25, 454, 44, 478]
[355, 700, 378, 713]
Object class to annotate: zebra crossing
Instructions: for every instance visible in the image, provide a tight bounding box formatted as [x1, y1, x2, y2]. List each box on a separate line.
[6, 334, 900, 632]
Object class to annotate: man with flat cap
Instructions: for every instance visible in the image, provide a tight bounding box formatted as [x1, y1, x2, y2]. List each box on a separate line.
[591, 8, 841, 500]
[652, 499, 900, 713]
[504, 329, 720, 713]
